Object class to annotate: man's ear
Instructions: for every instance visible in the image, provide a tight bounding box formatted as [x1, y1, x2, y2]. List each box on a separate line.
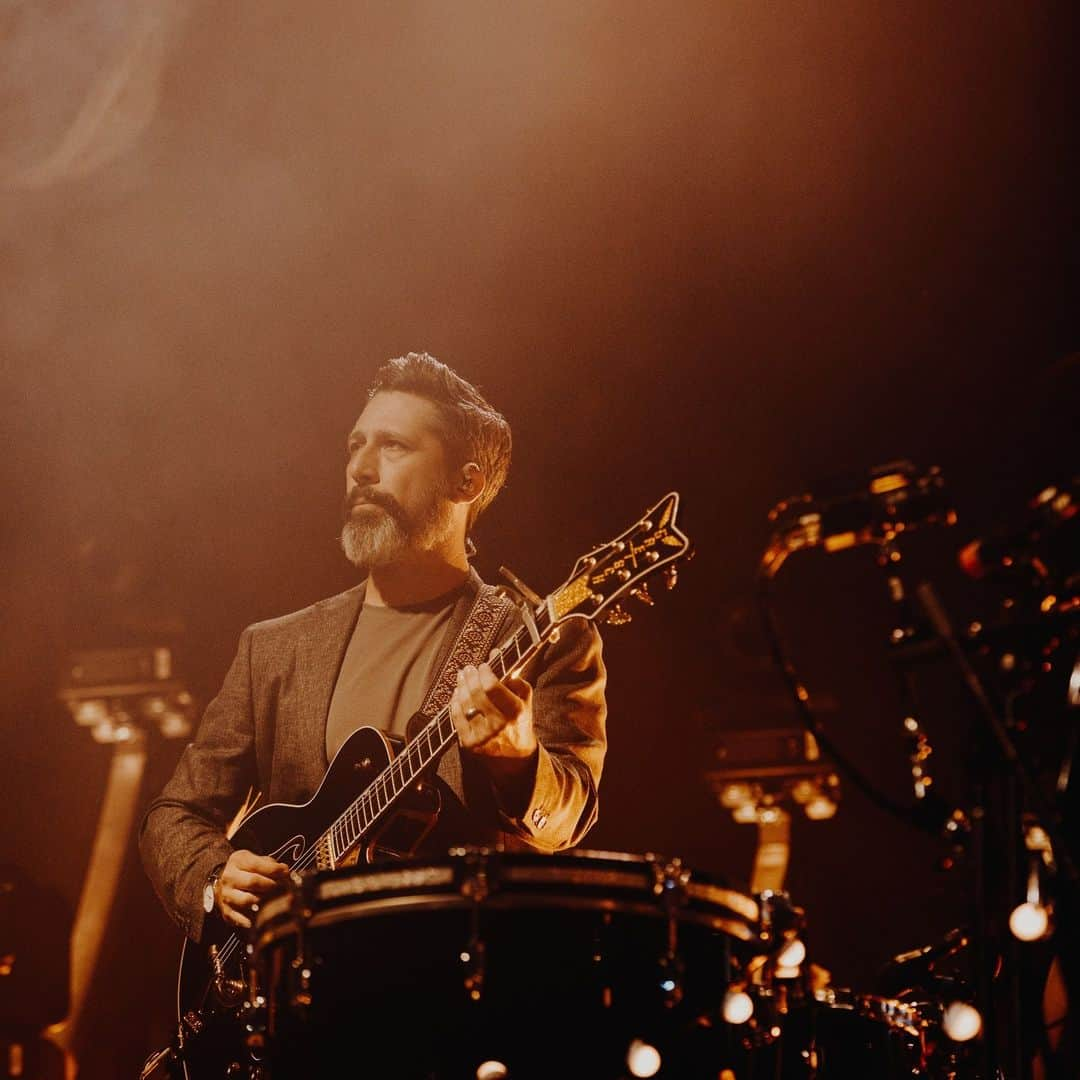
[455, 461, 486, 505]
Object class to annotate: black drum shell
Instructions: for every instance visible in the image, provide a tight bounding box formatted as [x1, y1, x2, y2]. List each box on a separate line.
[250, 848, 759, 1079]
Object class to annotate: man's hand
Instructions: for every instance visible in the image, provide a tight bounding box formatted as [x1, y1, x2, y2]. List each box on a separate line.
[451, 662, 537, 761]
[215, 850, 290, 929]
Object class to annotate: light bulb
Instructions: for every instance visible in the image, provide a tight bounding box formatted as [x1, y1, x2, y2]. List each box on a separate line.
[626, 1039, 662, 1078]
[942, 1001, 982, 1042]
[722, 989, 754, 1025]
[1009, 901, 1049, 942]
[776, 938, 806, 968]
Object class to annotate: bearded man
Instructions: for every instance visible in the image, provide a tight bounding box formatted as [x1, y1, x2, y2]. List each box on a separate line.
[139, 352, 607, 942]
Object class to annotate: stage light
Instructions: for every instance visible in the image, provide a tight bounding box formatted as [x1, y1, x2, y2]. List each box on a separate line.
[476, 1061, 508, 1080]
[942, 1001, 982, 1042]
[1010, 850, 1052, 941]
[1009, 901, 1049, 942]
[775, 938, 806, 969]
[626, 1039, 662, 1078]
[804, 795, 837, 820]
[721, 988, 754, 1025]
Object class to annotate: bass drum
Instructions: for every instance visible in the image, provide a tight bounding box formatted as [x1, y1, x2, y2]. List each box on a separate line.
[249, 847, 765, 1079]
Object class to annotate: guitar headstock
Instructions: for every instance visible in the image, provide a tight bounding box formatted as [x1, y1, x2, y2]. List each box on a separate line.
[548, 492, 691, 627]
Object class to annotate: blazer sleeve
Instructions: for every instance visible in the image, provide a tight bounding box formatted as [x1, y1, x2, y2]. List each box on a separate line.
[138, 627, 258, 942]
[484, 616, 607, 851]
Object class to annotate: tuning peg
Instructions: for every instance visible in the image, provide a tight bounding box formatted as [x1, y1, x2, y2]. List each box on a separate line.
[663, 565, 678, 590]
[630, 584, 654, 606]
[605, 604, 633, 626]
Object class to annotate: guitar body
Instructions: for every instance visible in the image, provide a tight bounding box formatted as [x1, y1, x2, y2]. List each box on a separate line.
[174, 726, 440, 1080]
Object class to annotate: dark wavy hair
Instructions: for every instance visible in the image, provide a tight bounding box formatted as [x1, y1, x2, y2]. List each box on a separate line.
[365, 352, 512, 528]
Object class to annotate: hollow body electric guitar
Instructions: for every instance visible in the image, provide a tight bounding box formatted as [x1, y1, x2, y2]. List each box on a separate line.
[162, 493, 691, 1080]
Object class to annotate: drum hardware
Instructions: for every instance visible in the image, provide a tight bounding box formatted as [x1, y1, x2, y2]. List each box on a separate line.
[54, 647, 198, 1077]
[916, 578, 1077, 889]
[649, 858, 691, 1009]
[245, 847, 765, 1078]
[748, 466, 1078, 1078]
[757, 463, 969, 848]
[761, 460, 955, 581]
[460, 849, 491, 1003]
[706, 727, 839, 893]
[281, 874, 315, 1014]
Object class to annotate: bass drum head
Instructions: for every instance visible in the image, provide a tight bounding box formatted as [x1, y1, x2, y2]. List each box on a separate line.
[251, 847, 763, 1079]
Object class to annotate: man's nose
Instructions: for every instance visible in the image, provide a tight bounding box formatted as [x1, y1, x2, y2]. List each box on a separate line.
[347, 446, 378, 485]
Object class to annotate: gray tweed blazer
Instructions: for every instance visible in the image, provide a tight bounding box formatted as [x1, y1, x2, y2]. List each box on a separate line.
[138, 568, 607, 942]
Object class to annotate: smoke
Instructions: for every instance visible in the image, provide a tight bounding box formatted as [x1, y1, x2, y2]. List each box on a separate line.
[1, 0, 186, 188]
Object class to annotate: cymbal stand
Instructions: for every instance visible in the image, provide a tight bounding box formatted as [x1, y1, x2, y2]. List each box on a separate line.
[878, 540, 971, 849]
[914, 580, 1079, 1080]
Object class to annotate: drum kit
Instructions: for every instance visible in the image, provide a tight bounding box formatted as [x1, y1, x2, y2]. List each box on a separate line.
[197, 467, 1078, 1079]
[239, 846, 960, 1080]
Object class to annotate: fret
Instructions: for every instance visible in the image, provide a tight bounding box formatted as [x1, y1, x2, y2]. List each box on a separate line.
[388, 757, 403, 793]
[436, 710, 454, 745]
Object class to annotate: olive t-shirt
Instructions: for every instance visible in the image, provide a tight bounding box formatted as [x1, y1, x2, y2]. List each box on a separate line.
[324, 586, 463, 762]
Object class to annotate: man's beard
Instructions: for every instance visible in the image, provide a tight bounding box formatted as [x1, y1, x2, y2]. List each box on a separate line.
[339, 482, 455, 570]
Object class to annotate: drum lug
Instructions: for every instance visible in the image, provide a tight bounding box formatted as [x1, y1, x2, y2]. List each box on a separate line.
[460, 853, 490, 1003]
[284, 872, 315, 1012]
[648, 856, 692, 1009]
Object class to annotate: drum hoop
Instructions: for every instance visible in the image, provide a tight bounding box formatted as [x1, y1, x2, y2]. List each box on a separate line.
[254, 891, 756, 946]
[814, 989, 926, 1038]
[253, 850, 760, 938]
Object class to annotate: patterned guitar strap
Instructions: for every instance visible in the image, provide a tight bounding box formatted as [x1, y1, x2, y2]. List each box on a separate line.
[417, 582, 516, 720]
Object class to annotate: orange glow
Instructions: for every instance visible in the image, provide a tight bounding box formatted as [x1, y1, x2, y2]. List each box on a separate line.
[824, 532, 857, 553]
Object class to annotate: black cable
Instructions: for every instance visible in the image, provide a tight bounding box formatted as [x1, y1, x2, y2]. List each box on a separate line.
[756, 564, 935, 831]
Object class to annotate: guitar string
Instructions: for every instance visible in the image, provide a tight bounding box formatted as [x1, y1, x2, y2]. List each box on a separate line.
[212, 613, 547, 971]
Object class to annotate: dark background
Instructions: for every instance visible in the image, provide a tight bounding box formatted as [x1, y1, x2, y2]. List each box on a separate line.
[2, 3, 1077, 1076]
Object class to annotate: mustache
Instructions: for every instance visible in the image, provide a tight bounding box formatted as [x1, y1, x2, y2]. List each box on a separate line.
[343, 487, 408, 526]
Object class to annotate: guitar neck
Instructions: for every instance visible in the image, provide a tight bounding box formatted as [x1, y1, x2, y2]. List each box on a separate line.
[324, 600, 557, 863]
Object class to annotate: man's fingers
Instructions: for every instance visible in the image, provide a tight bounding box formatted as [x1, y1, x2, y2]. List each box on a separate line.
[232, 851, 289, 878]
[504, 674, 533, 701]
[458, 664, 525, 719]
[223, 887, 260, 911]
[476, 663, 499, 693]
[223, 908, 253, 930]
[230, 870, 283, 895]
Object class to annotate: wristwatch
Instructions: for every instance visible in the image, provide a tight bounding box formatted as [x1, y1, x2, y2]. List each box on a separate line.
[203, 865, 224, 914]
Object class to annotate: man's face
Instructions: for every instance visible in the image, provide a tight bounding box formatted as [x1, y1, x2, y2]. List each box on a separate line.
[340, 390, 458, 569]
